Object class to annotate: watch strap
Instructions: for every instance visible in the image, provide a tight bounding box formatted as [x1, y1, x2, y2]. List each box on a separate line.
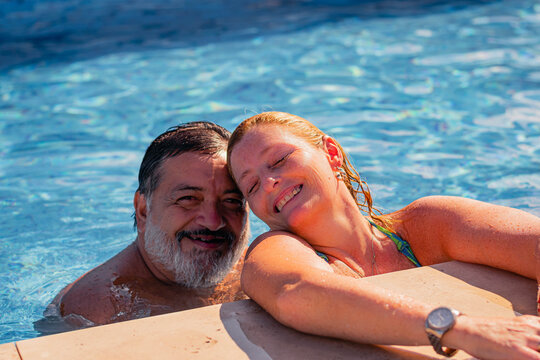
[427, 333, 458, 357]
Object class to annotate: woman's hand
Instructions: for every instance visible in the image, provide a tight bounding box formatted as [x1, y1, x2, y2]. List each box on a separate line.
[537, 284, 540, 316]
[451, 315, 540, 360]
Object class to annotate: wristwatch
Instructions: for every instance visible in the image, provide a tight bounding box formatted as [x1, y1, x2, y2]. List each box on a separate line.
[425, 307, 461, 357]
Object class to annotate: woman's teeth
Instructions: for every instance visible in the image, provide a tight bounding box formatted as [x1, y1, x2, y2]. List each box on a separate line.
[276, 185, 302, 212]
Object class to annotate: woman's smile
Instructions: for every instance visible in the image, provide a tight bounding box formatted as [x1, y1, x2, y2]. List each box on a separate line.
[275, 184, 303, 213]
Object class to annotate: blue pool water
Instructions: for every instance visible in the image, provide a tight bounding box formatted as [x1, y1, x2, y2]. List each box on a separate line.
[1, 0, 539, 344]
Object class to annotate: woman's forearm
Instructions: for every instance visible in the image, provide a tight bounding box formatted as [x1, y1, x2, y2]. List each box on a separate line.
[261, 270, 432, 345]
[246, 269, 540, 360]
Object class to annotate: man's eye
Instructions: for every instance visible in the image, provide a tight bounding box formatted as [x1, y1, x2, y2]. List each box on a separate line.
[223, 198, 245, 210]
[176, 196, 198, 205]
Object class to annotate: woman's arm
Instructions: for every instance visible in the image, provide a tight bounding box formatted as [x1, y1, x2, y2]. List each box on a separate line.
[243, 231, 432, 344]
[242, 231, 540, 359]
[536, 238, 540, 314]
[398, 196, 540, 279]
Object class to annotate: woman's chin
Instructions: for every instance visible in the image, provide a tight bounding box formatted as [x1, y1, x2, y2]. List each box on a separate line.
[266, 197, 319, 233]
[283, 204, 314, 233]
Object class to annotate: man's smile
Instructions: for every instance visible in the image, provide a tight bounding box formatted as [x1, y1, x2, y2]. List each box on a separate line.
[176, 229, 235, 250]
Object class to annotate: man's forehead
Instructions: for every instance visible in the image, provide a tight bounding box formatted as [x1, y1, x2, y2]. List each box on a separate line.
[163, 150, 226, 167]
[158, 151, 237, 192]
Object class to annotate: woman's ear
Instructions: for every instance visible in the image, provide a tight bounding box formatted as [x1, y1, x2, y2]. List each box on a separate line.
[322, 136, 343, 169]
[134, 191, 147, 234]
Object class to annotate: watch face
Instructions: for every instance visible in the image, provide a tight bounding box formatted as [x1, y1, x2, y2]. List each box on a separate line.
[428, 307, 454, 330]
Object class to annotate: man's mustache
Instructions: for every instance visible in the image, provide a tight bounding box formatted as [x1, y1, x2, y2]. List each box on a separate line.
[176, 229, 235, 244]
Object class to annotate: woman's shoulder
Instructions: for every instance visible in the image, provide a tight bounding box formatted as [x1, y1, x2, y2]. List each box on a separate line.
[396, 195, 496, 222]
[397, 195, 535, 222]
[402, 195, 476, 210]
[390, 196, 487, 263]
[393, 195, 503, 237]
[252, 230, 306, 242]
[246, 230, 314, 257]
[245, 230, 333, 274]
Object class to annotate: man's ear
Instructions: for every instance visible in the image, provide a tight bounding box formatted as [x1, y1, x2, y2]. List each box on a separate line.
[134, 191, 148, 234]
[322, 136, 343, 170]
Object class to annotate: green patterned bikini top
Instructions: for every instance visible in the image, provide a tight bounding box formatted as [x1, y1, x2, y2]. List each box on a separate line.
[316, 218, 421, 268]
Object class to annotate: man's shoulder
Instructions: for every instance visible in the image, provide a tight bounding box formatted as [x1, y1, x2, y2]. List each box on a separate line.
[57, 242, 142, 324]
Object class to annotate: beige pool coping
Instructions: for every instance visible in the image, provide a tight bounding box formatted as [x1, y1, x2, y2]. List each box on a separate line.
[4, 261, 536, 359]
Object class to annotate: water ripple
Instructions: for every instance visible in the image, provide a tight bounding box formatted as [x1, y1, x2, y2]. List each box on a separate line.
[2, 0, 540, 344]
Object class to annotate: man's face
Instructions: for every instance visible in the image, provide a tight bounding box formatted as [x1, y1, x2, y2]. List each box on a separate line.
[137, 151, 249, 287]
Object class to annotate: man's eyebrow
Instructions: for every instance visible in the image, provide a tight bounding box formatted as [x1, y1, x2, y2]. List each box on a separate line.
[170, 184, 203, 193]
[224, 188, 243, 196]
[170, 185, 242, 197]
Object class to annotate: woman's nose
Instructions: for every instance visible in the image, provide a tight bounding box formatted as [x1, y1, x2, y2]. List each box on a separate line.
[262, 175, 278, 193]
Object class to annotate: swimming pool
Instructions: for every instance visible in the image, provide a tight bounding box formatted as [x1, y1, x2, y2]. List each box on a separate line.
[1, 0, 539, 344]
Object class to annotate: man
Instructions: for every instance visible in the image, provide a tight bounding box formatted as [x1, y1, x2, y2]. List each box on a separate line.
[36, 122, 250, 332]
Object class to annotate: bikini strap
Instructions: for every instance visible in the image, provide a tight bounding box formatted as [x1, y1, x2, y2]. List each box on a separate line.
[315, 251, 330, 263]
[367, 218, 421, 267]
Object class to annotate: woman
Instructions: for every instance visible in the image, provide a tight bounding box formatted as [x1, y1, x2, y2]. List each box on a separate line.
[227, 111, 540, 360]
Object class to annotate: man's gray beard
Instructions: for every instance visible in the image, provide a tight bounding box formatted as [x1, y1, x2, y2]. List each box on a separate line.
[143, 220, 248, 288]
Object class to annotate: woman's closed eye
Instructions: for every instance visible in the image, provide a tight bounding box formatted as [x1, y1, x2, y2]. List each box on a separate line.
[271, 153, 290, 168]
[245, 152, 292, 196]
[248, 180, 259, 195]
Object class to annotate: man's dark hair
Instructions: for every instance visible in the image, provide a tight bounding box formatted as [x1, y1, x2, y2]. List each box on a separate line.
[134, 121, 231, 228]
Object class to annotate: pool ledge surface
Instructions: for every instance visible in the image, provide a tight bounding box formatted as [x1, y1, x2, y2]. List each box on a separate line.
[9, 261, 537, 359]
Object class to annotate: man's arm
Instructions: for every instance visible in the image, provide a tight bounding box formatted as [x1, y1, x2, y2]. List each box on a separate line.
[58, 264, 117, 325]
[55, 242, 142, 325]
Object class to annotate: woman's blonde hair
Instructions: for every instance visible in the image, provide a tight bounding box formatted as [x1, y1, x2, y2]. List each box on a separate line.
[227, 111, 391, 228]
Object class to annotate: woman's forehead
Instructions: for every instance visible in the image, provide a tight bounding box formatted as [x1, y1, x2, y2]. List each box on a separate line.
[233, 127, 299, 161]
[241, 124, 304, 146]
[229, 126, 287, 175]
[230, 124, 323, 174]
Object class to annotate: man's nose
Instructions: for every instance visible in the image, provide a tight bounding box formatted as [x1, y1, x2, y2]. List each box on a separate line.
[196, 201, 226, 231]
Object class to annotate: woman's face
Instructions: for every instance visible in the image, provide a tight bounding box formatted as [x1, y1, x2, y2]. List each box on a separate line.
[229, 124, 339, 232]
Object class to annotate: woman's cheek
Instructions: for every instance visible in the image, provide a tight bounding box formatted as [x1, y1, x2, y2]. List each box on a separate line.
[248, 197, 267, 221]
